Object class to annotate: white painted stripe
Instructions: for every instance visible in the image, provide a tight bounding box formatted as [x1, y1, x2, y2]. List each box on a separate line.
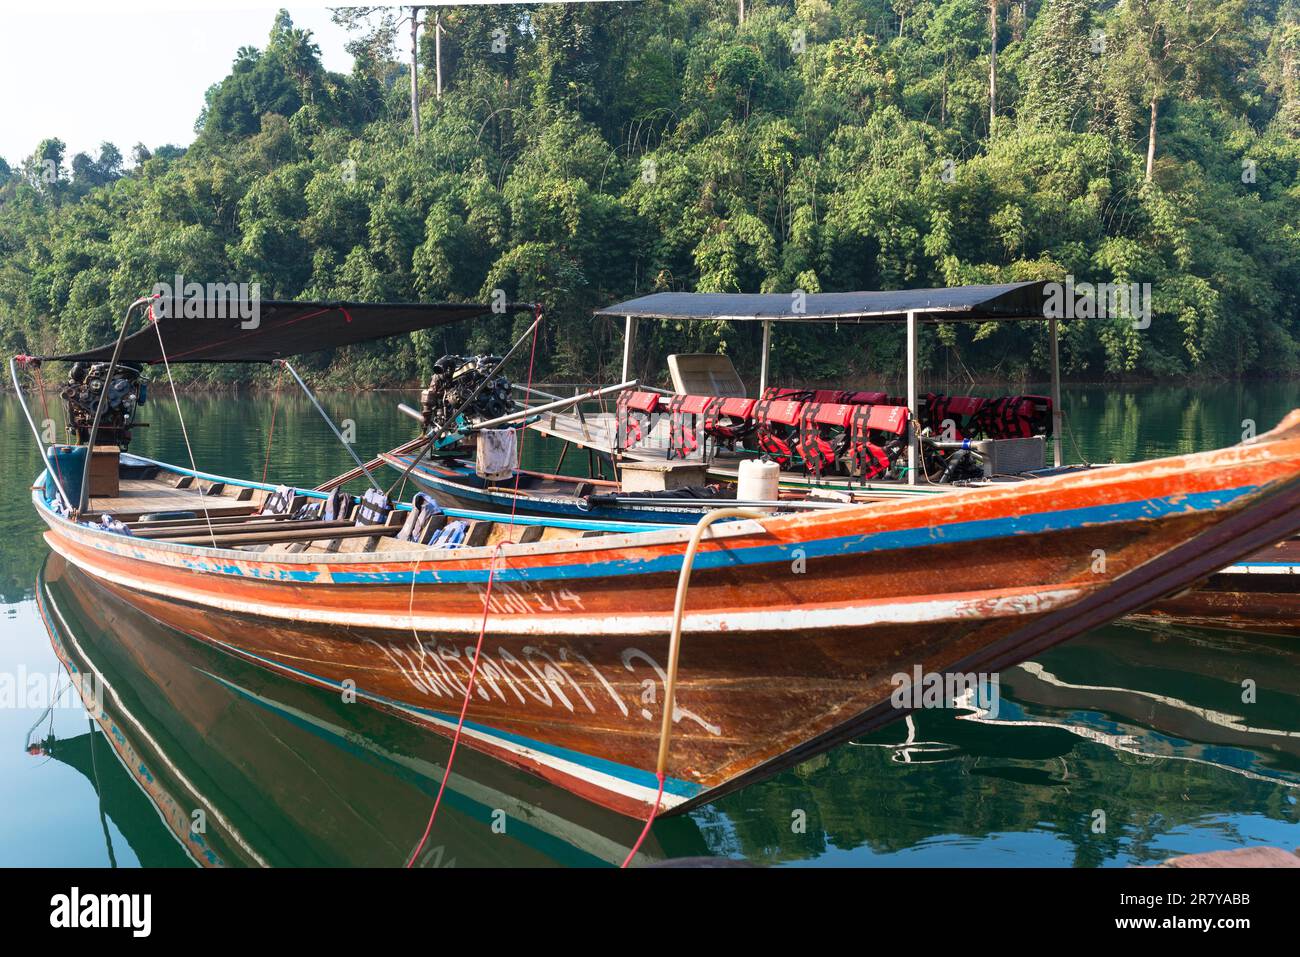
[1218, 563, 1300, 575]
[45, 534, 1086, 636]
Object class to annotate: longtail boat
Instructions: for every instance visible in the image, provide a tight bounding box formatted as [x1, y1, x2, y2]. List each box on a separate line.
[387, 287, 1300, 636]
[15, 293, 1300, 817]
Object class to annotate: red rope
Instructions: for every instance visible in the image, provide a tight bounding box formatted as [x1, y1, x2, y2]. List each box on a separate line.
[621, 773, 666, 868]
[404, 309, 542, 868]
[404, 542, 504, 868]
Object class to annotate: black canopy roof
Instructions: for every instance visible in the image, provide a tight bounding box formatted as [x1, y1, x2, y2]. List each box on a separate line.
[38, 299, 531, 364]
[595, 282, 1054, 324]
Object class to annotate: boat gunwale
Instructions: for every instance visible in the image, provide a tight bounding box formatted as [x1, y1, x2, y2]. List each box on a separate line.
[32, 413, 1300, 572]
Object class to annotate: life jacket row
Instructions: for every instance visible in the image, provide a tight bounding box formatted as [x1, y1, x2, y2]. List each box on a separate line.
[920, 392, 1052, 441]
[615, 387, 1053, 479]
[765, 388, 1052, 441]
[615, 389, 911, 480]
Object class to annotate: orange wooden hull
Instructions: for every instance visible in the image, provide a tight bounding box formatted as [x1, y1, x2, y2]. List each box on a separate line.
[34, 412, 1300, 815]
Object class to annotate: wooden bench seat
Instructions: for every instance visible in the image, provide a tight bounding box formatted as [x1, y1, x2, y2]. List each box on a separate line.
[163, 524, 402, 548]
[131, 518, 355, 540]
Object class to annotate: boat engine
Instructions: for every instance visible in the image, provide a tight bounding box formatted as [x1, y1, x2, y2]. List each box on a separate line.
[61, 361, 147, 450]
[419, 354, 514, 429]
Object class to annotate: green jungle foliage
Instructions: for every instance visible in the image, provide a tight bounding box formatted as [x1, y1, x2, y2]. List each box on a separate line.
[1, 1, 1298, 388]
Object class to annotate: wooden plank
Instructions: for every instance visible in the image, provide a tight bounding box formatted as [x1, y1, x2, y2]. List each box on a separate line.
[90, 500, 259, 522]
[163, 525, 401, 547]
[131, 519, 354, 540]
[126, 512, 292, 530]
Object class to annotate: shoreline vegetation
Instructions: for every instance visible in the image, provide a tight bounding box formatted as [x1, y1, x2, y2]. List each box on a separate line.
[8, 371, 1300, 398]
[2, 1, 1297, 389]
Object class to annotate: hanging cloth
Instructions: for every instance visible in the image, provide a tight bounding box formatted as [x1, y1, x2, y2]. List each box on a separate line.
[475, 429, 517, 481]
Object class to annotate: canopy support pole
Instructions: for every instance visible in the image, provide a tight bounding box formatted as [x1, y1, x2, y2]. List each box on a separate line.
[621, 315, 637, 384]
[906, 310, 918, 486]
[77, 296, 153, 516]
[759, 319, 772, 396]
[1049, 318, 1063, 468]
[10, 356, 71, 509]
[281, 359, 385, 494]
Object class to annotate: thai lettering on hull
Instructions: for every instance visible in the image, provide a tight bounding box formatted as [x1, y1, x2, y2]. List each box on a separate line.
[367, 637, 721, 736]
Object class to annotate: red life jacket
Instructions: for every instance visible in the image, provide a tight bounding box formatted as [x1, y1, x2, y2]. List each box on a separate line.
[753, 397, 804, 467]
[616, 390, 661, 449]
[848, 405, 908, 480]
[703, 397, 756, 447]
[666, 394, 714, 460]
[797, 402, 854, 478]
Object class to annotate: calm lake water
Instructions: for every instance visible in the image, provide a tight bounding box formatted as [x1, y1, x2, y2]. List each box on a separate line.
[2, 383, 1299, 867]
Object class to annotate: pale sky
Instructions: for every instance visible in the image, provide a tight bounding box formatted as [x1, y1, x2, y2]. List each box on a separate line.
[0, 2, 367, 167]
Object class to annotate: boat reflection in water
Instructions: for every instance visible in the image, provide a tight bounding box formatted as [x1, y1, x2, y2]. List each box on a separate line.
[33, 553, 1300, 867]
[34, 553, 711, 867]
[713, 625, 1300, 866]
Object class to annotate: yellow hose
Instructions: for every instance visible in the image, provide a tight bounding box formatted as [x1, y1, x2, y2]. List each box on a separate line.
[655, 507, 768, 777]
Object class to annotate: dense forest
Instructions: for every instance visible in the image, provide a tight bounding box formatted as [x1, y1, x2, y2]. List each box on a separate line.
[1, 0, 1298, 388]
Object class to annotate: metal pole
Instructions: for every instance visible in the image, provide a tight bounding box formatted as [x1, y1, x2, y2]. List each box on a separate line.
[1049, 318, 1063, 468]
[281, 360, 385, 494]
[78, 296, 152, 515]
[10, 357, 71, 508]
[906, 310, 918, 486]
[621, 315, 637, 384]
[466, 380, 637, 431]
[398, 379, 636, 431]
[759, 319, 772, 396]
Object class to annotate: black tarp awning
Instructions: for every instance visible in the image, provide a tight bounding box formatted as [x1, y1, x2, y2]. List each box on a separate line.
[594, 282, 1054, 323]
[37, 299, 532, 364]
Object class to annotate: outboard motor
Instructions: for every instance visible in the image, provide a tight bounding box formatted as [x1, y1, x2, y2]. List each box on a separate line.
[419, 354, 514, 429]
[61, 361, 147, 450]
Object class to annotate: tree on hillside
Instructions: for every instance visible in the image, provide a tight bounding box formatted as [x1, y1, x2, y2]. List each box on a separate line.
[1110, 0, 1249, 181]
[1020, 0, 1094, 132]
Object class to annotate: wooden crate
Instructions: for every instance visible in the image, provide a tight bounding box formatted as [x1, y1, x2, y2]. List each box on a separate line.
[89, 447, 120, 498]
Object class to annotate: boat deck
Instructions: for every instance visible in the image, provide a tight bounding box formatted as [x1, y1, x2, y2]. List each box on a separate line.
[83, 467, 601, 556]
[89, 477, 264, 521]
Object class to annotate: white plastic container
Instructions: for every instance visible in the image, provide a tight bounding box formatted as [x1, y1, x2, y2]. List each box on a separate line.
[737, 458, 780, 502]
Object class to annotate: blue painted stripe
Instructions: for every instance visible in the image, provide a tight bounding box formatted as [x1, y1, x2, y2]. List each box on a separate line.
[143, 482, 1261, 586]
[203, 636, 704, 801]
[323, 484, 1258, 585]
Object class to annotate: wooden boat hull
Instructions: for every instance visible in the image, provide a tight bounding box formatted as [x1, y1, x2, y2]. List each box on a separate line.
[34, 412, 1300, 817]
[392, 452, 1300, 637]
[1132, 537, 1300, 636]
